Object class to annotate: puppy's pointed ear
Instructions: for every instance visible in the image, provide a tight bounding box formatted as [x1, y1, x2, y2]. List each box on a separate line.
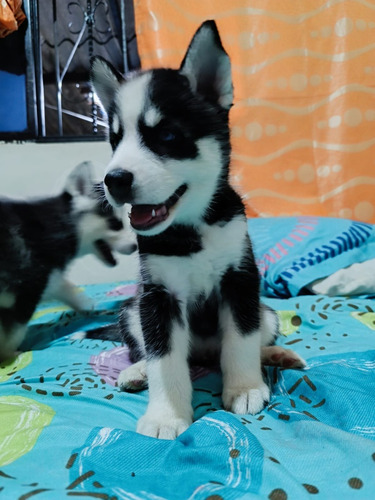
[180, 20, 233, 109]
[90, 56, 123, 113]
[64, 161, 94, 197]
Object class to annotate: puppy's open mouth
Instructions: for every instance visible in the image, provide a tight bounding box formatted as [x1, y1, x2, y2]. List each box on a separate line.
[130, 184, 187, 231]
[94, 239, 117, 266]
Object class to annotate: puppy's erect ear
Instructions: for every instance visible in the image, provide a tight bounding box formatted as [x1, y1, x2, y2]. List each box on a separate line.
[179, 20, 233, 109]
[64, 161, 94, 197]
[90, 56, 123, 113]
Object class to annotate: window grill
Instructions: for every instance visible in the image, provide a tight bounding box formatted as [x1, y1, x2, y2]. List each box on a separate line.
[0, 0, 139, 141]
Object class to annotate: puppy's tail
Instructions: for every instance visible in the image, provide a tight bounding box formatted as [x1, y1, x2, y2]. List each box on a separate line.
[71, 323, 122, 342]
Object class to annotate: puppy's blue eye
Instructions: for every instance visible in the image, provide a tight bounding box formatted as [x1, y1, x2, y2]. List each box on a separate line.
[159, 129, 176, 142]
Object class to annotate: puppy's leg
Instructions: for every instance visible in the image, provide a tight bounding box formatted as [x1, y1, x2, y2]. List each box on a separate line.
[220, 267, 269, 415]
[260, 303, 279, 345]
[136, 285, 192, 439]
[138, 343, 192, 440]
[58, 279, 92, 311]
[45, 271, 92, 311]
[220, 305, 269, 414]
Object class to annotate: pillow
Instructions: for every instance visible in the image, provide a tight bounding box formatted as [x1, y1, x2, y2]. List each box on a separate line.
[248, 216, 375, 297]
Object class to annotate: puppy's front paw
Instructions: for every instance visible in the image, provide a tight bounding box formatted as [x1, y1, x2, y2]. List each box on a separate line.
[117, 360, 148, 392]
[223, 381, 270, 415]
[137, 414, 191, 440]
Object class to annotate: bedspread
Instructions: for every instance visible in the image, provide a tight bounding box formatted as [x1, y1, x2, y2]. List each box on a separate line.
[1, 218, 374, 499]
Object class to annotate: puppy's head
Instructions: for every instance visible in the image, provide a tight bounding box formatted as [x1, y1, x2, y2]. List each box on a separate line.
[90, 20, 233, 236]
[64, 161, 137, 265]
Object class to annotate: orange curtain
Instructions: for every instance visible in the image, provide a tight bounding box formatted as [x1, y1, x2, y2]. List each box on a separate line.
[134, 0, 375, 223]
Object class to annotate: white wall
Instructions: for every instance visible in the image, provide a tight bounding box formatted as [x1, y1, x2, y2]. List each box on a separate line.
[0, 141, 139, 285]
[1, 141, 112, 196]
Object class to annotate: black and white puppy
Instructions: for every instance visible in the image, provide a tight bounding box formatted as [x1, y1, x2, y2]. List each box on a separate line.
[90, 21, 304, 439]
[0, 161, 136, 360]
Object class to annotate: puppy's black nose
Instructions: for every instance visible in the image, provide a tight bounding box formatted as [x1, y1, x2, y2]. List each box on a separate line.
[104, 168, 134, 205]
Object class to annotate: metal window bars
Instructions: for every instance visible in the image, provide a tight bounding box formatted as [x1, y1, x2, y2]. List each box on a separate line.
[25, 0, 138, 140]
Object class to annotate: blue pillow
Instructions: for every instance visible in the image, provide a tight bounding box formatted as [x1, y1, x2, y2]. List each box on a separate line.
[248, 216, 375, 297]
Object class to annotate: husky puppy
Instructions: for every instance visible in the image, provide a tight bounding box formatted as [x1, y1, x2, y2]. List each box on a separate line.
[90, 21, 304, 439]
[0, 161, 136, 360]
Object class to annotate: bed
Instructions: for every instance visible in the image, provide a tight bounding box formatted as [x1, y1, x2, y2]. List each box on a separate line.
[0, 216, 374, 499]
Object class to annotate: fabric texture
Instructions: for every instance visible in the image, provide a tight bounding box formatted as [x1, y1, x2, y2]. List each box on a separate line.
[133, 0, 375, 223]
[0, 255, 374, 498]
[249, 216, 375, 298]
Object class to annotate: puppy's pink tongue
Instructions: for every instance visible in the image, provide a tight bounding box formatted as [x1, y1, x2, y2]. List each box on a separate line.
[130, 204, 168, 229]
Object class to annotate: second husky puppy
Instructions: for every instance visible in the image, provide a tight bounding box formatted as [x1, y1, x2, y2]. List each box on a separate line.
[0, 161, 136, 360]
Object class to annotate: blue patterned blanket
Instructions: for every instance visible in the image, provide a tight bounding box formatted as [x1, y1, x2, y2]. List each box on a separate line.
[0, 218, 374, 499]
[249, 216, 375, 297]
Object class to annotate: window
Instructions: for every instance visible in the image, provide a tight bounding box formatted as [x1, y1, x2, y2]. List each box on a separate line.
[0, 0, 139, 141]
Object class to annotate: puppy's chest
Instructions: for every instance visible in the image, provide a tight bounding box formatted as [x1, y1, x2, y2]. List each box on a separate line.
[144, 219, 247, 298]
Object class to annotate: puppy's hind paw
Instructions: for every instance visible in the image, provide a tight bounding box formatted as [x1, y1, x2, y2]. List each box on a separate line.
[223, 381, 270, 415]
[261, 345, 306, 369]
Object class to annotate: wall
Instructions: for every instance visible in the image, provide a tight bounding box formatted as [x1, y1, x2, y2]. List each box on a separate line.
[0, 141, 139, 284]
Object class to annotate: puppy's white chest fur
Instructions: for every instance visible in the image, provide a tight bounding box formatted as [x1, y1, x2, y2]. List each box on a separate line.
[145, 215, 247, 300]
